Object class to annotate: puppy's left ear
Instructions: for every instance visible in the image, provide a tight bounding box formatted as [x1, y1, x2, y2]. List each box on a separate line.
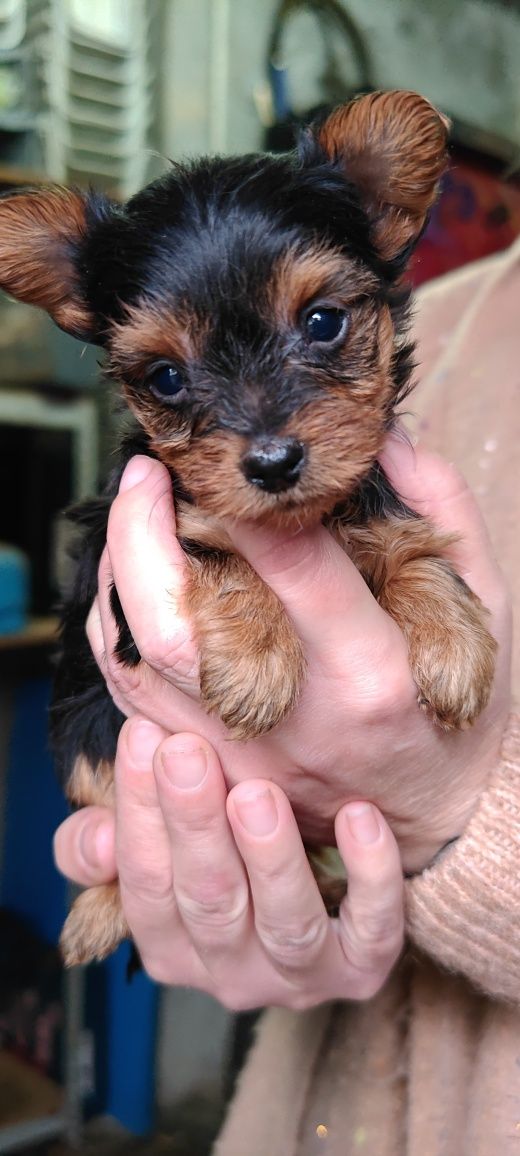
[310, 90, 449, 262]
[0, 186, 97, 339]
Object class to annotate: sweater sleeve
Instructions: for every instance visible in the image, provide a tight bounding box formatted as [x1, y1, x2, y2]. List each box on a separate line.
[405, 714, 520, 1003]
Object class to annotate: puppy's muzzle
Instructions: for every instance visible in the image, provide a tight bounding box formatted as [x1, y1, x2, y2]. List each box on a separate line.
[241, 437, 304, 493]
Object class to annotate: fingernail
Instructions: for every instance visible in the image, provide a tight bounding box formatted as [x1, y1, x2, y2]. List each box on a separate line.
[119, 455, 154, 493]
[78, 817, 111, 870]
[126, 717, 162, 770]
[234, 787, 278, 837]
[161, 743, 208, 790]
[344, 803, 381, 845]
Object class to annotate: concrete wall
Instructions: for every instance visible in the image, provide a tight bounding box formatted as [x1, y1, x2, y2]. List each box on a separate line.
[158, 0, 520, 159]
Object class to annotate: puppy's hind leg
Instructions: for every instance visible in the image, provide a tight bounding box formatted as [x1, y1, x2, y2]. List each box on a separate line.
[61, 757, 130, 966]
[61, 881, 128, 967]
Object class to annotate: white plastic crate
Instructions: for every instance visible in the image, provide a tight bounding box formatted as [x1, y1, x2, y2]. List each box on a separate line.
[0, 0, 25, 52]
[25, 0, 155, 196]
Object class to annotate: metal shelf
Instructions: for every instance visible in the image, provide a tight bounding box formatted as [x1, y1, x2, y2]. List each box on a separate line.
[0, 1114, 67, 1153]
[0, 384, 98, 1152]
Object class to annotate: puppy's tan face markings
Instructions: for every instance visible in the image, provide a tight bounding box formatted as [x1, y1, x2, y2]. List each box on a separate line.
[266, 247, 380, 328]
[106, 244, 398, 525]
[110, 300, 209, 450]
[110, 300, 204, 367]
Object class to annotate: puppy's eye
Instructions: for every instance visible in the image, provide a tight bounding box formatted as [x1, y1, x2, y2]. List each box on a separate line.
[303, 307, 349, 345]
[147, 363, 187, 402]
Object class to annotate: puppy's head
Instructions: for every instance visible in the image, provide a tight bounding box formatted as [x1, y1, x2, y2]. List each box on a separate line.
[0, 91, 448, 527]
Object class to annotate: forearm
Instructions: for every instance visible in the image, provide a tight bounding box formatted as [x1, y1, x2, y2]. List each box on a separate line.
[405, 713, 520, 1003]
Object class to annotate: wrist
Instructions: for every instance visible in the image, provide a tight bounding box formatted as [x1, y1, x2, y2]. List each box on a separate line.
[396, 705, 510, 873]
[404, 713, 520, 1001]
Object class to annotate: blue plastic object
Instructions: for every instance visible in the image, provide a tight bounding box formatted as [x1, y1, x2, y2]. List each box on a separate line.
[0, 543, 29, 635]
[0, 677, 158, 1135]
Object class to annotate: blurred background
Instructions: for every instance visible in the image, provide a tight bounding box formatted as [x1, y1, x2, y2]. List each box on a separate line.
[0, 1, 518, 1153]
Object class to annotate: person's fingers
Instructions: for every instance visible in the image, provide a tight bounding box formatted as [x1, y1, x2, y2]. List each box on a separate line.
[227, 785, 404, 1004]
[92, 537, 222, 735]
[227, 781, 337, 980]
[380, 434, 507, 610]
[334, 801, 404, 996]
[115, 715, 186, 966]
[86, 586, 135, 717]
[153, 734, 251, 964]
[90, 570, 228, 738]
[106, 456, 199, 694]
[57, 735, 404, 1007]
[85, 597, 103, 670]
[53, 807, 116, 887]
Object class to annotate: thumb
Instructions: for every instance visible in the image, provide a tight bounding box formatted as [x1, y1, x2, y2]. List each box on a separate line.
[53, 807, 116, 887]
[226, 517, 386, 654]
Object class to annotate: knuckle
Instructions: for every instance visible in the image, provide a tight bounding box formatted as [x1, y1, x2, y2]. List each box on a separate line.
[345, 628, 414, 723]
[140, 955, 174, 985]
[215, 983, 315, 1013]
[349, 968, 390, 1002]
[177, 879, 248, 932]
[85, 605, 103, 661]
[283, 988, 325, 1012]
[139, 955, 193, 988]
[105, 646, 142, 697]
[347, 910, 403, 969]
[356, 654, 415, 721]
[139, 629, 198, 685]
[122, 867, 174, 909]
[140, 954, 202, 988]
[217, 987, 260, 1013]
[258, 912, 327, 969]
[173, 808, 224, 840]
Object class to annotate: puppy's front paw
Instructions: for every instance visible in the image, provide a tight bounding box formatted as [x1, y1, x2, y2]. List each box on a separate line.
[412, 587, 497, 730]
[60, 882, 129, 966]
[384, 558, 497, 730]
[200, 618, 305, 740]
[186, 552, 305, 740]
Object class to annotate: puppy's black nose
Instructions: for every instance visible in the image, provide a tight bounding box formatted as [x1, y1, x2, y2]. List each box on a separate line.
[241, 438, 304, 493]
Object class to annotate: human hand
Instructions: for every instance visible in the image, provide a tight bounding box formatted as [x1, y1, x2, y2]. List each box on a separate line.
[89, 437, 511, 871]
[54, 718, 404, 1007]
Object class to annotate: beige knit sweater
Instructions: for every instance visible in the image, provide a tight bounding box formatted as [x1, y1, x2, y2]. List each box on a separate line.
[214, 241, 520, 1156]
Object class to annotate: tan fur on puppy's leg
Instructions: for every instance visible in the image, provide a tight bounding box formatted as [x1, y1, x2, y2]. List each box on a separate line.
[66, 755, 115, 808]
[341, 516, 497, 730]
[185, 553, 306, 740]
[379, 557, 496, 729]
[62, 757, 129, 965]
[307, 847, 348, 915]
[61, 882, 129, 966]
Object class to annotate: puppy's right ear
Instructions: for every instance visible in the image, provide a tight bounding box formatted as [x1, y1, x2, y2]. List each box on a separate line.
[0, 186, 100, 340]
[308, 91, 449, 263]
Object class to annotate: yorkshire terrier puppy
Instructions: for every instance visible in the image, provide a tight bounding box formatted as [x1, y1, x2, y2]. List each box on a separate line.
[0, 91, 496, 965]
